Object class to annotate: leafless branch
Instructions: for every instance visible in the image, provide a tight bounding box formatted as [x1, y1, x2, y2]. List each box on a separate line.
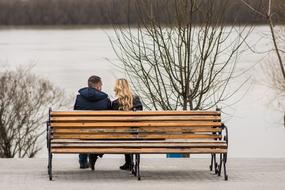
[0, 66, 70, 158]
[110, 0, 251, 111]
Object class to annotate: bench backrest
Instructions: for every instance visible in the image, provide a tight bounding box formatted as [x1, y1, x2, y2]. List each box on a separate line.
[49, 111, 222, 141]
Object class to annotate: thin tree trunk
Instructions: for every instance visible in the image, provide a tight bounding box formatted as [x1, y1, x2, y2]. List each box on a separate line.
[267, 0, 285, 80]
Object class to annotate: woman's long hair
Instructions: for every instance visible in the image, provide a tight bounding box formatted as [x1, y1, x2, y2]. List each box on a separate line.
[114, 79, 133, 111]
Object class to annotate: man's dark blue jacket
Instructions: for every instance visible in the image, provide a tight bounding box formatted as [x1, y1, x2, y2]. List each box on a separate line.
[74, 87, 111, 110]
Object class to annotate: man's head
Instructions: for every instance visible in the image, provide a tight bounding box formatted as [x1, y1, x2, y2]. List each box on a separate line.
[88, 75, 102, 91]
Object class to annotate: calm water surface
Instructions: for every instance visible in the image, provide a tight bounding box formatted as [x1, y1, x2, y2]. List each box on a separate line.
[0, 26, 284, 158]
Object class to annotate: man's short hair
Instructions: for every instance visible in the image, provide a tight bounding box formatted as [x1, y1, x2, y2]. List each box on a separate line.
[88, 75, 102, 88]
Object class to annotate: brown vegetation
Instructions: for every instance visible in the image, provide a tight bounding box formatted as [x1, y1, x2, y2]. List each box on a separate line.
[0, 66, 69, 158]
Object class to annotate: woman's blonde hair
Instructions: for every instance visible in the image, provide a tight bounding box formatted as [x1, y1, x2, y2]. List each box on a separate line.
[114, 78, 133, 111]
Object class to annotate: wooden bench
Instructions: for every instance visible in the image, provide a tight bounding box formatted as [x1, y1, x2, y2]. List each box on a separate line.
[47, 109, 228, 181]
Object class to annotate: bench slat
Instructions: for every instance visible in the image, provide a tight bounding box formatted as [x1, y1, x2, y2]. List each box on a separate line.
[52, 134, 222, 139]
[50, 121, 221, 128]
[50, 116, 221, 122]
[52, 127, 222, 133]
[51, 139, 226, 143]
[51, 147, 227, 154]
[51, 143, 227, 148]
[50, 111, 221, 116]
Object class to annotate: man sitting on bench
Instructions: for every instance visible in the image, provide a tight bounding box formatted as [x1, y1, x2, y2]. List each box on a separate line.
[74, 75, 111, 170]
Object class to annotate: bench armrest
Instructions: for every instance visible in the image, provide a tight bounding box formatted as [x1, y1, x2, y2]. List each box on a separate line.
[46, 121, 51, 148]
[47, 108, 52, 150]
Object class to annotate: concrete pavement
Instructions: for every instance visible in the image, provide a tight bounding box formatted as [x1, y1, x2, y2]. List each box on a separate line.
[1, 157, 285, 190]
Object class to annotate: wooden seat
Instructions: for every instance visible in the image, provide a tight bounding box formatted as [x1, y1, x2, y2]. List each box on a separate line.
[47, 109, 228, 181]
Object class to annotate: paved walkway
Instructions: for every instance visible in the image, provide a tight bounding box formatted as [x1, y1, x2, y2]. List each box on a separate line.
[1, 157, 285, 190]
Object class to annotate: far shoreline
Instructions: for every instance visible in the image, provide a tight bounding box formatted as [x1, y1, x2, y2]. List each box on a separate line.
[0, 24, 284, 30]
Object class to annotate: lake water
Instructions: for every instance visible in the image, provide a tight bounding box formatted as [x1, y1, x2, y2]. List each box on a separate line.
[0, 26, 284, 158]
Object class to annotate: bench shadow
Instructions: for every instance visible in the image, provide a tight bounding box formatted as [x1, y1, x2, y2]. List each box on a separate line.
[45, 169, 226, 182]
[140, 170, 224, 181]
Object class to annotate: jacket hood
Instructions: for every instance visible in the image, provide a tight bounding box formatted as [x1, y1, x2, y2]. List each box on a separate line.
[78, 87, 108, 102]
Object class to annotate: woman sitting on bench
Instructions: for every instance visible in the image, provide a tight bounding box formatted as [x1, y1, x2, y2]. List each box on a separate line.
[112, 78, 143, 170]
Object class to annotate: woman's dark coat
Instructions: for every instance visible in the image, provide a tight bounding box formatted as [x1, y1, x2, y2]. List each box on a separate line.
[111, 95, 143, 111]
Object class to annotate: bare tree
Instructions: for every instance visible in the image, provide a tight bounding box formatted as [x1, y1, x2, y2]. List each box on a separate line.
[111, 0, 251, 111]
[241, 0, 285, 127]
[241, 0, 285, 79]
[264, 60, 285, 97]
[266, 0, 285, 80]
[0, 66, 69, 158]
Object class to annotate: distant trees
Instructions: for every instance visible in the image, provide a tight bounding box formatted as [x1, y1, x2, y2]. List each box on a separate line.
[0, 0, 285, 25]
[0, 66, 69, 158]
[111, 0, 251, 110]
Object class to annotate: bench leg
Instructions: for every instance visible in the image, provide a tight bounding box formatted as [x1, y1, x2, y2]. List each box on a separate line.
[218, 153, 222, 176]
[223, 153, 228, 181]
[217, 153, 228, 180]
[48, 152, 53, 181]
[214, 154, 219, 174]
[135, 154, 141, 180]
